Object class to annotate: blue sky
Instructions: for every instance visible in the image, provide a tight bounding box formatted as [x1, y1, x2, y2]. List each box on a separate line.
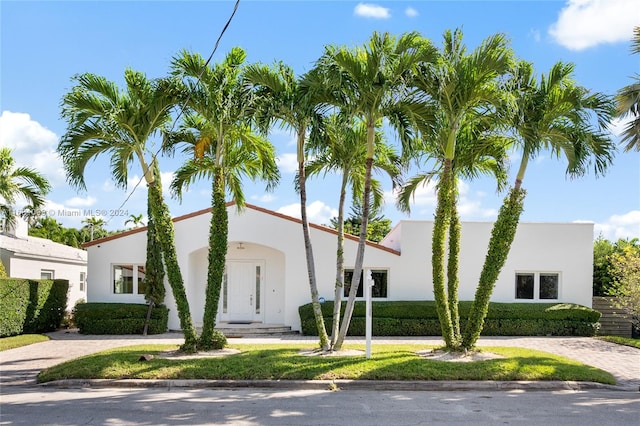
[1, 0, 638, 240]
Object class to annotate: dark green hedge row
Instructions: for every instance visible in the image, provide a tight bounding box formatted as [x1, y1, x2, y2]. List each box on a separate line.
[299, 301, 601, 337]
[74, 303, 168, 335]
[0, 278, 69, 337]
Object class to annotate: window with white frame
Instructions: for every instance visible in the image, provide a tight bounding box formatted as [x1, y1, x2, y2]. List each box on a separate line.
[79, 272, 86, 292]
[113, 264, 146, 295]
[40, 269, 55, 280]
[515, 272, 559, 300]
[344, 269, 388, 298]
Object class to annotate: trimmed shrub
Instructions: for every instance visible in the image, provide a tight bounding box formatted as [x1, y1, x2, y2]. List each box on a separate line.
[0, 278, 69, 337]
[299, 301, 600, 337]
[74, 303, 168, 335]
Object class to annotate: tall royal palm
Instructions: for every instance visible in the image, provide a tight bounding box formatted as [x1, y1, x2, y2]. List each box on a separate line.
[314, 31, 437, 350]
[169, 48, 280, 350]
[306, 115, 402, 346]
[462, 60, 616, 349]
[399, 29, 513, 349]
[0, 147, 51, 228]
[244, 62, 332, 349]
[58, 69, 198, 350]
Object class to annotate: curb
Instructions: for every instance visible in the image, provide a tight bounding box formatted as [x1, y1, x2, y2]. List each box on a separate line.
[38, 379, 634, 392]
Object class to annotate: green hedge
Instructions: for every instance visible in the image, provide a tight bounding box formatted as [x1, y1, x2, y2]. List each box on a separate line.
[0, 278, 69, 337]
[74, 303, 168, 335]
[299, 301, 601, 337]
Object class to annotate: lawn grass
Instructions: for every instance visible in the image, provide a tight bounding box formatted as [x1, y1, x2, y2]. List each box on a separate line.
[0, 334, 49, 351]
[37, 343, 615, 385]
[596, 335, 640, 349]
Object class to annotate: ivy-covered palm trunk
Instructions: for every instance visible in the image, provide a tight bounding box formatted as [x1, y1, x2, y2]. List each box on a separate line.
[144, 196, 166, 306]
[299, 159, 330, 350]
[432, 159, 457, 349]
[334, 156, 374, 351]
[330, 174, 349, 346]
[462, 187, 526, 349]
[147, 181, 198, 352]
[447, 195, 461, 343]
[199, 171, 228, 349]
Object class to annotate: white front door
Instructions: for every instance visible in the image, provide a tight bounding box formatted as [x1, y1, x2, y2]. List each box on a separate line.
[221, 260, 264, 322]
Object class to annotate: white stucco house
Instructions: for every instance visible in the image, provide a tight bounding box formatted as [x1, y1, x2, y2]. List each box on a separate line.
[83, 203, 594, 332]
[0, 218, 88, 309]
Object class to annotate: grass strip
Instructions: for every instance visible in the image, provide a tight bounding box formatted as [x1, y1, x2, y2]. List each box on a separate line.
[37, 343, 615, 385]
[0, 334, 49, 351]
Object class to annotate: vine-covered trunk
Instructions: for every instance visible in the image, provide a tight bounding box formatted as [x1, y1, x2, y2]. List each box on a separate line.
[432, 159, 456, 348]
[144, 195, 166, 306]
[334, 157, 374, 351]
[447, 193, 461, 344]
[199, 171, 228, 349]
[143, 196, 165, 335]
[148, 180, 198, 352]
[299, 160, 330, 350]
[462, 187, 526, 349]
[330, 174, 349, 346]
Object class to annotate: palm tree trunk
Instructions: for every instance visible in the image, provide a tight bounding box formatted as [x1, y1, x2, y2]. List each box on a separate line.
[447, 192, 461, 344]
[330, 173, 349, 346]
[143, 195, 166, 336]
[299, 158, 330, 350]
[432, 159, 456, 349]
[462, 186, 526, 349]
[147, 181, 198, 352]
[334, 157, 374, 351]
[199, 170, 228, 349]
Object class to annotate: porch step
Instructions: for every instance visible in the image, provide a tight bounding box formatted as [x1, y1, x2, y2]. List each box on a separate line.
[214, 323, 298, 337]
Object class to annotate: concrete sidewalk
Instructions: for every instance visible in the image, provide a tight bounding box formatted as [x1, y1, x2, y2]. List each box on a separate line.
[1, 330, 638, 391]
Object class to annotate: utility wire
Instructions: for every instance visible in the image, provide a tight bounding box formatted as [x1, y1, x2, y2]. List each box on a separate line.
[104, 0, 241, 227]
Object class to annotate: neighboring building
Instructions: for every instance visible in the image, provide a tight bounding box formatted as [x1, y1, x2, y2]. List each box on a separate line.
[83, 203, 594, 332]
[0, 218, 88, 309]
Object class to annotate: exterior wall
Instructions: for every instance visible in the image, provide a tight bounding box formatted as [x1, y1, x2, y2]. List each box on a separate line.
[389, 221, 594, 307]
[85, 205, 593, 332]
[4, 255, 87, 310]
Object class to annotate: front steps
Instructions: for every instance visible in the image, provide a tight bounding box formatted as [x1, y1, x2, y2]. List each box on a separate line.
[213, 323, 299, 337]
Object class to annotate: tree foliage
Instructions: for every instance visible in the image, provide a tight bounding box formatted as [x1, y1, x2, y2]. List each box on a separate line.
[608, 243, 640, 326]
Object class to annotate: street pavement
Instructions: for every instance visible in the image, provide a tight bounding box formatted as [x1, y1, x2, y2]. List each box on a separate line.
[1, 330, 638, 391]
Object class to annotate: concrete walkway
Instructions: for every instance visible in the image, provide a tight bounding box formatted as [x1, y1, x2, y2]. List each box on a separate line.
[1, 330, 638, 391]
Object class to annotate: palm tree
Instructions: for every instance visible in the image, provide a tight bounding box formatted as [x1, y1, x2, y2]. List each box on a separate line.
[0, 147, 51, 229]
[306, 115, 402, 346]
[169, 48, 280, 350]
[616, 26, 640, 151]
[372, 29, 511, 349]
[82, 216, 106, 241]
[244, 61, 332, 350]
[461, 60, 616, 349]
[124, 213, 145, 229]
[58, 69, 199, 351]
[313, 31, 437, 350]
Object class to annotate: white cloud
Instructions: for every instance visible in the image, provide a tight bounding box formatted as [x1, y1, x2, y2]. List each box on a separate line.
[0, 111, 65, 184]
[277, 200, 338, 226]
[385, 180, 496, 220]
[549, 0, 639, 50]
[354, 3, 391, 19]
[251, 193, 276, 203]
[529, 29, 541, 42]
[64, 196, 97, 208]
[592, 210, 640, 240]
[405, 7, 418, 17]
[102, 180, 116, 192]
[276, 153, 298, 174]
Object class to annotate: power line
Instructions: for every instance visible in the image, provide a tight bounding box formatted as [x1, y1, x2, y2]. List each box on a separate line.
[105, 0, 241, 227]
